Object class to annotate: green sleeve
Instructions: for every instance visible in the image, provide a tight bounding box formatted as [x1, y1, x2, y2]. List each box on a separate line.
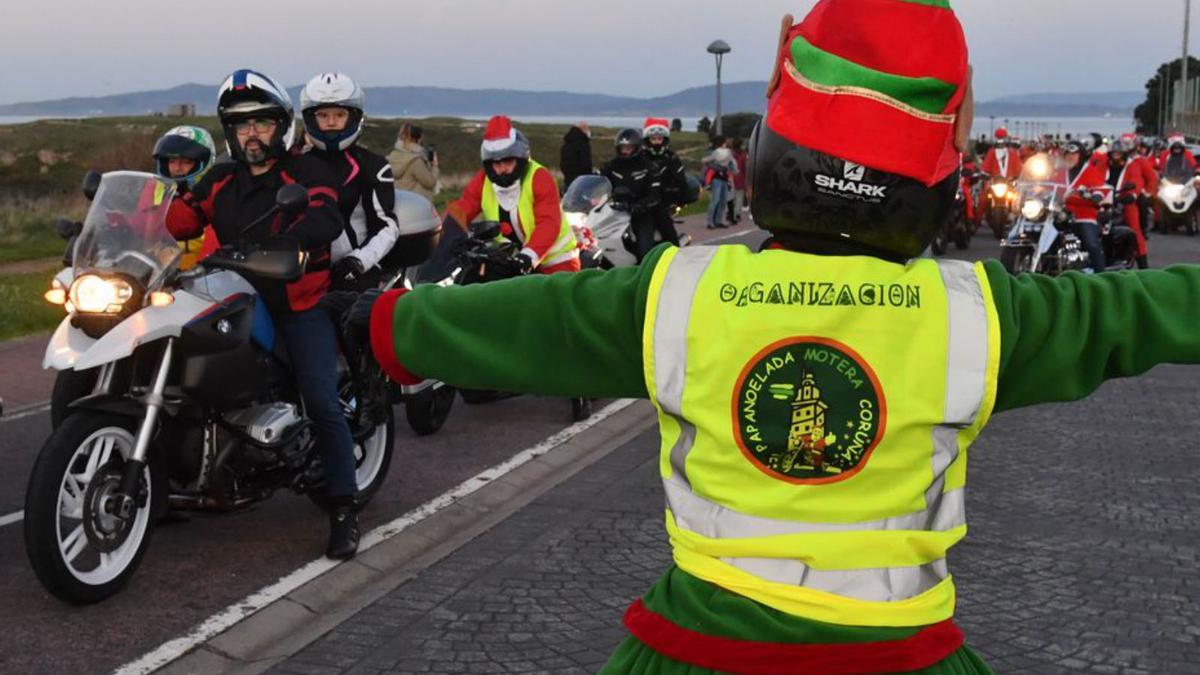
[986, 259, 1200, 412]
[387, 245, 671, 398]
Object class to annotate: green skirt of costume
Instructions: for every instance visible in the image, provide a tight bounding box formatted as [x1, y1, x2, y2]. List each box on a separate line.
[598, 566, 993, 675]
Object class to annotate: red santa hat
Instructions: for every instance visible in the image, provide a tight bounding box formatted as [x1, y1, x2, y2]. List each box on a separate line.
[994, 127, 1008, 140]
[643, 117, 671, 137]
[764, 0, 970, 186]
[480, 115, 529, 161]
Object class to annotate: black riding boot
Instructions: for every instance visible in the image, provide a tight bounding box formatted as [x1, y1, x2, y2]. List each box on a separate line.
[326, 497, 360, 560]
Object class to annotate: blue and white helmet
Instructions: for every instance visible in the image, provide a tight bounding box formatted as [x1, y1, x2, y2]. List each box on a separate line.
[216, 69, 296, 162]
[300, 72, 366, 152]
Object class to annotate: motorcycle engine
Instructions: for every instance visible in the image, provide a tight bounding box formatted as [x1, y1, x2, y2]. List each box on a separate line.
[1055, 236, 1091, 273]
[224, 402, 305, 446]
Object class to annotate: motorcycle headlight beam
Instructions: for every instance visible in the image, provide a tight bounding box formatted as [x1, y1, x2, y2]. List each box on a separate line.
[68, 274, 134, 313]
[991, 183, 1009, 199]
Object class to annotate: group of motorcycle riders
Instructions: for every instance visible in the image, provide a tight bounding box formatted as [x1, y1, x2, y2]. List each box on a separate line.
[36, 0, 1200, 670]
[963, 126, 1200, 272]
[140, 68, 698, 560]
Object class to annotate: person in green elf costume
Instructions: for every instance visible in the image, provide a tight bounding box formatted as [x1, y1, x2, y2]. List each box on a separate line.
[346, 1, 1200, 672]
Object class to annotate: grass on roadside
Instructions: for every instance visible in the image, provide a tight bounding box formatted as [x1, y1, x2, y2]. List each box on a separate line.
[0, 269, 65, 341]
[0, 194, 83, 265]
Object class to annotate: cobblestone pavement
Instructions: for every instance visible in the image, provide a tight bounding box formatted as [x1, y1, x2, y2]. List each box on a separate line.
[272, 358, 1200, 675]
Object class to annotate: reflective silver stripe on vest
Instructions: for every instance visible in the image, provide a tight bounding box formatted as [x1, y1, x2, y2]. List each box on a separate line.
[720, 555, 949, 603]
[652, 253, 990, 603]
[652, 247, 718, 489]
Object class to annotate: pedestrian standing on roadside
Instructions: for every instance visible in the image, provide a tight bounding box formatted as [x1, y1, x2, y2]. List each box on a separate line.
[726, 137, 748, 224]
[560, 121, 594, 190]
[388, 122, 439, 202]
[703, 137, 736, 229]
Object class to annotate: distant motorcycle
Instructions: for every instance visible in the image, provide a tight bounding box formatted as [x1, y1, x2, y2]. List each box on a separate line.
[982, 175, 1017, 239]
[1156, 160, 1200, 235]
[561, 175, 694, 268]
[931, 171, 983, 255]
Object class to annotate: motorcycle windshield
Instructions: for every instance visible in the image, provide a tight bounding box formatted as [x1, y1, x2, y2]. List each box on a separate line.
[1163, 155, 1193, 182]
[561, 175, 612, 213]
[1015, 153, 1069, 213]
[73, 171, 180, 291]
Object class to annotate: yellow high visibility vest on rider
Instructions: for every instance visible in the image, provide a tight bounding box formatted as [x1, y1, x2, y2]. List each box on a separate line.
[479, 160, 578, 267]
[641, 245, 1001, 628]
[152, 181, 204, 270]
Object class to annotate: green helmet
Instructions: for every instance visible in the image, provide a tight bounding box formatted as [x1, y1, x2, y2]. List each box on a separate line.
[153, 125, 216, 189]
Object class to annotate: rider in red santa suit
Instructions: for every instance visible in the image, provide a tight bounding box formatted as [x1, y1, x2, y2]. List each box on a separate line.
[1106, 138, 1149, 268]
[981, 127, 1022, 179]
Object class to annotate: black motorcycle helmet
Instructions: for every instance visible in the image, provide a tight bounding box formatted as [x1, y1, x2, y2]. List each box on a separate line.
[480, 116, 531, 188]
[614, 128, 643, 158]
[747, 119, 959, 262]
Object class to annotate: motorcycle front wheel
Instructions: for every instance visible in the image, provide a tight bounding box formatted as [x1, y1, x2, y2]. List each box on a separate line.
[50, 368, 99, 429]
[999, 247, 1032, 275]
[24, 412, 163, 604]
[405, 384, 456, 436]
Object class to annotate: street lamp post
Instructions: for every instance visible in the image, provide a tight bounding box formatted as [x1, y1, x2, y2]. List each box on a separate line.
[1180, 0, 1192, 129]
[707, 39, 731, 136]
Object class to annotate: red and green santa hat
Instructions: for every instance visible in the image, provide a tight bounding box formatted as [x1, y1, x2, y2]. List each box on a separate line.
[765, 0, 971, 187]
[643, 117, 671, 137]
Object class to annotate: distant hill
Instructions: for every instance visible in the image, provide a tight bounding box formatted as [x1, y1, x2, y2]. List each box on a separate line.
[0, 82, 771, 118]
[0, 83, 1141, 119]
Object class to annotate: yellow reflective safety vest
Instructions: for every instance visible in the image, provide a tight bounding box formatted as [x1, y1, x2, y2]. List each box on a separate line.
[641, 245, 1000, 628]
[479, 160, 578, 267]
[151, 181, 204, 270]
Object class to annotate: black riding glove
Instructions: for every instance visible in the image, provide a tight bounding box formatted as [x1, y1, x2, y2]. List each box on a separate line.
[333, 256, 366, 288]
[343, 289, 383, 343]
[515, 254, 536, 275]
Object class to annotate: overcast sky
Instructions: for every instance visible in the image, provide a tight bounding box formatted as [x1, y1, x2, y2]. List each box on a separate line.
[0, 0, 1190, 105]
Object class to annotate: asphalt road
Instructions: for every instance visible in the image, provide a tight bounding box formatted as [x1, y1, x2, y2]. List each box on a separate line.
[1, 217, 1197, 674]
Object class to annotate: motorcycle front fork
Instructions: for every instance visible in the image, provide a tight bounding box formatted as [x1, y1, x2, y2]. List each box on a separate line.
[114, 338, 175, 519]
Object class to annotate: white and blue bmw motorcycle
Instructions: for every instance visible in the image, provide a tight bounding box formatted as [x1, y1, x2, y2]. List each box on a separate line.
[25, 171, 396, 604]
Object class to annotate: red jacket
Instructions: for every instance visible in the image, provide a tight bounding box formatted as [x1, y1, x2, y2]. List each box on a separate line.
[1064, 155, 1109, 223]
[446, 165, 564, 264]
[1129, 155, 1159, 195]
[982, 147, 1022, 179]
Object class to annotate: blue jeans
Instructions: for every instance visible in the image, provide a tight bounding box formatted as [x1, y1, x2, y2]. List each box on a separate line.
[275, 308, 358, 497]
[1075, 219, 1106, 272]
[707, 179, 730, 227]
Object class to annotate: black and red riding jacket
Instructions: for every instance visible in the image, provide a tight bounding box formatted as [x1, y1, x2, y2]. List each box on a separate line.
[166, 155, 343, 313]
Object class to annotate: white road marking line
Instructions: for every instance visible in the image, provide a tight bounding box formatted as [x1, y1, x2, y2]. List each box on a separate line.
[0, 510, 23, 528]
[112, 398, 638, 675]
[0, 403, 51, 424]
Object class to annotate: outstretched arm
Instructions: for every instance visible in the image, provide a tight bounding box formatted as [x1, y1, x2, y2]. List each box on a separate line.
[368, 246, 673, 398]
[987, 260, 1200, 412]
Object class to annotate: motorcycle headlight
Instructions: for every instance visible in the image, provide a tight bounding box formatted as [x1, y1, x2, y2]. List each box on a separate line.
[564, 212, 586, 228]
[69, 274, 133, 313]
[991, 183, 1009, 199]
[1021, 199, 1046, 221]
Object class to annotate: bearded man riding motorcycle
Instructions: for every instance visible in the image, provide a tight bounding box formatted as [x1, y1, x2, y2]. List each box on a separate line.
[300, 72, 401, 291]
[165, 69, 362, 559]
[441, 115, 580, 274]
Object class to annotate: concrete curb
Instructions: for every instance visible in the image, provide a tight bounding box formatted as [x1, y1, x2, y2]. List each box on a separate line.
[154, 400, 658, 675]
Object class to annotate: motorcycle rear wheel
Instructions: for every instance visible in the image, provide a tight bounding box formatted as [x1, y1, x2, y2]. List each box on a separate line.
[24, 412, 163, 604]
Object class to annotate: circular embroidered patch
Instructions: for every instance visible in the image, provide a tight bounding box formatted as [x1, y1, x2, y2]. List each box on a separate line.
[732, 337, 886, 484]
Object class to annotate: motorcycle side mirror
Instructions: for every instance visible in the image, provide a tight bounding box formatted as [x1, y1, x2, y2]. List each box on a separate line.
[53, 218, 79, 240]
[81, 171, 102, 201]
[470, 220, 502, 241]
[275, 184, 310, 216]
